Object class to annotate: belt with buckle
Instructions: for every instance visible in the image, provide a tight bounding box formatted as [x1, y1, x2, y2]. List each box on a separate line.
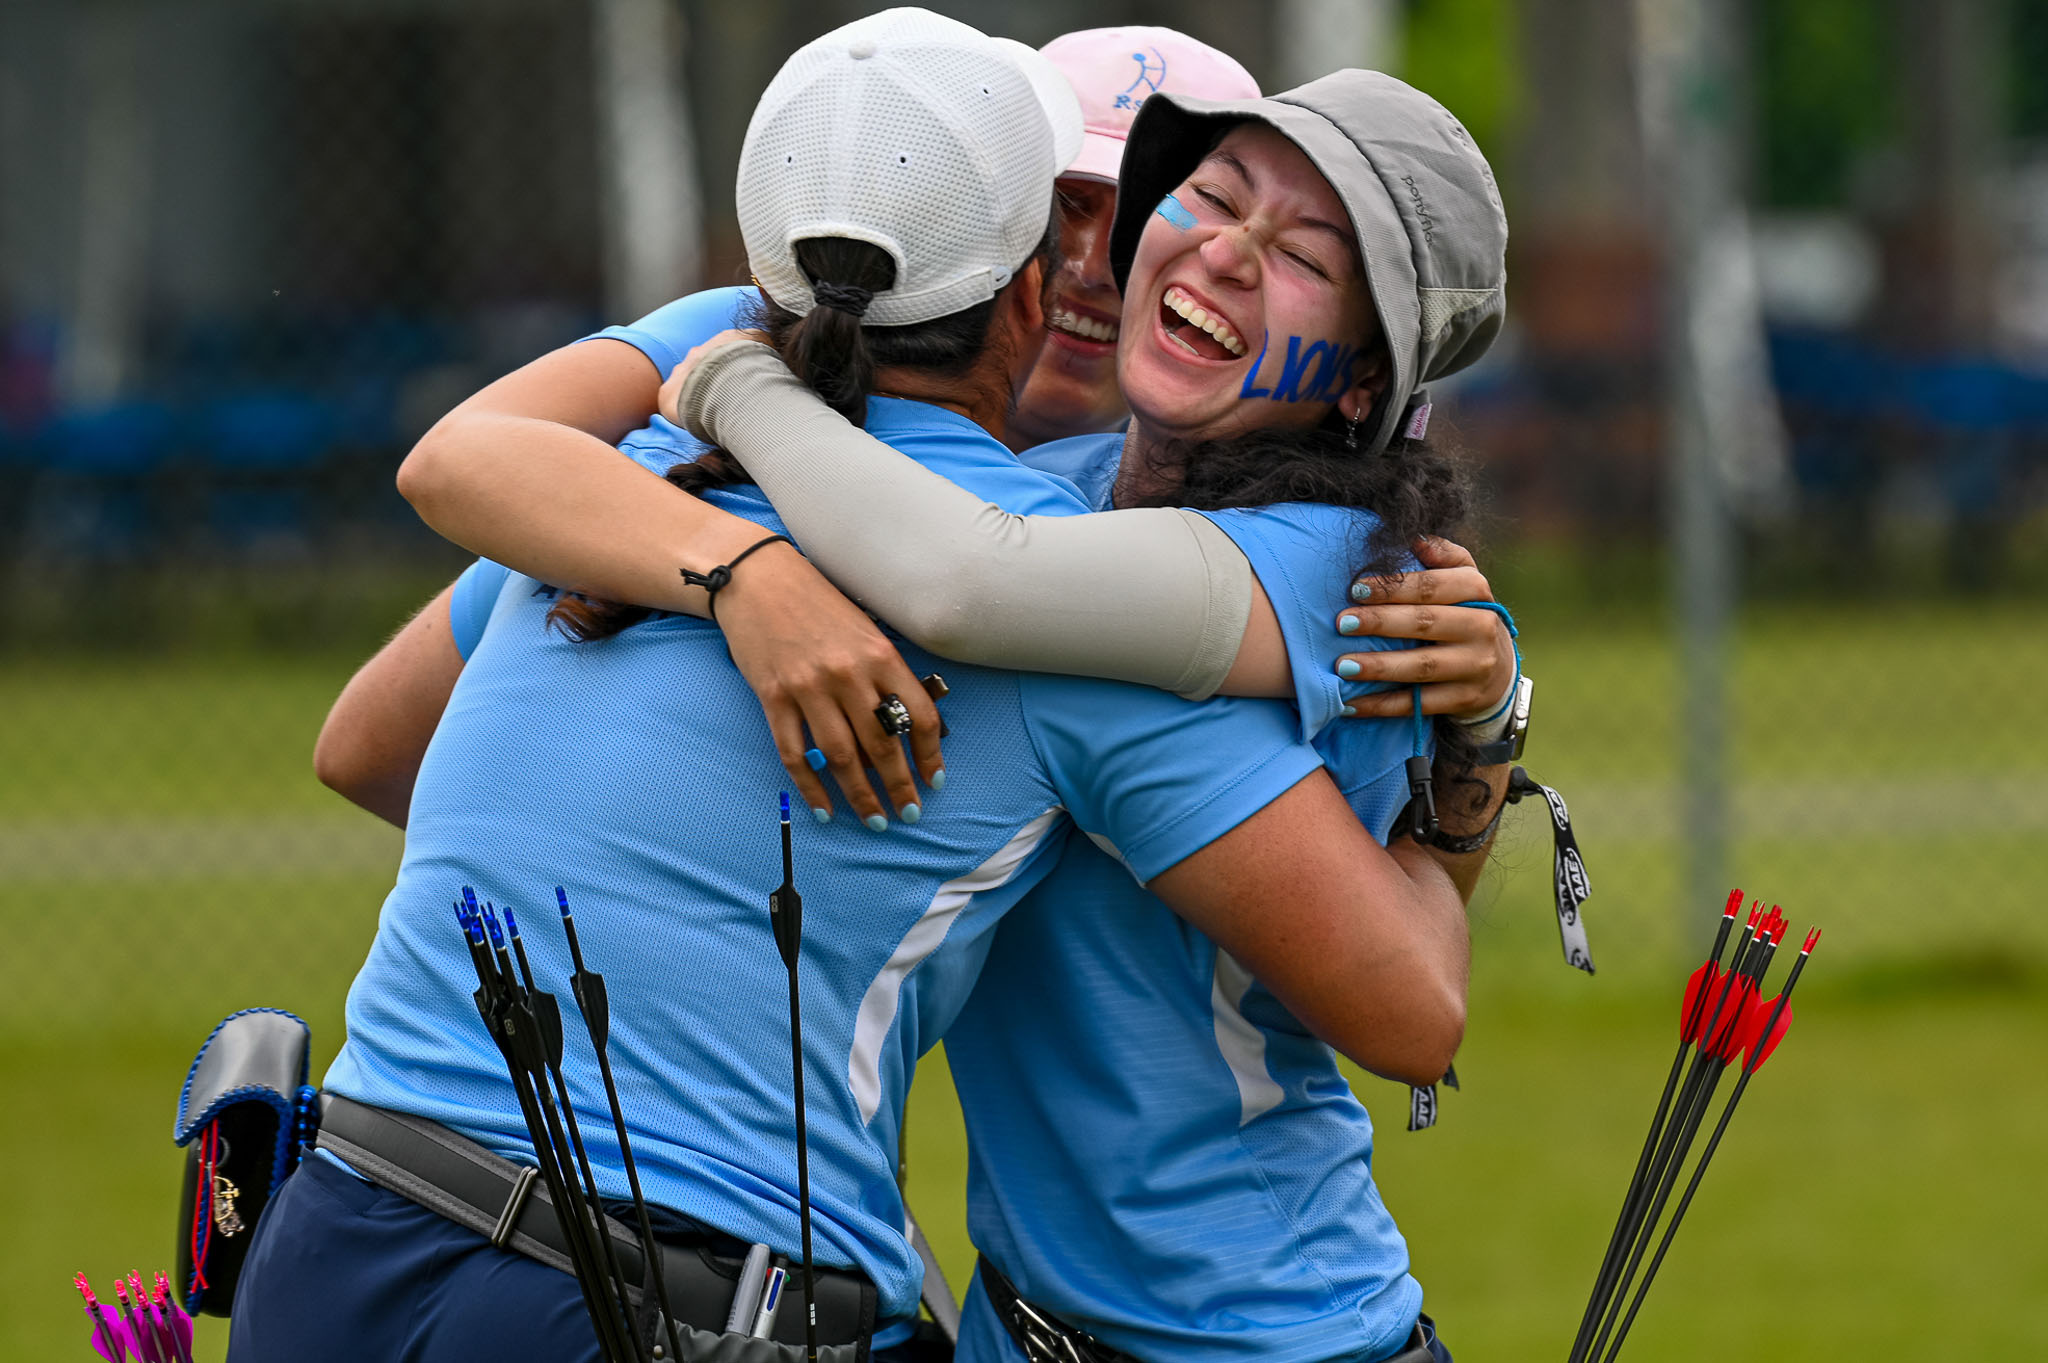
[978, 1257, 1134, 1363]
[315, 1094, 878, 1352]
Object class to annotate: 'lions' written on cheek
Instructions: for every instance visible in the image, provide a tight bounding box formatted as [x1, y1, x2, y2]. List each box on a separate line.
[1239, 333, 1366, 403]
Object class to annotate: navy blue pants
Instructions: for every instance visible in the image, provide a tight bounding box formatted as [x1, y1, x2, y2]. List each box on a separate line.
[228, 1156, 920, 1362]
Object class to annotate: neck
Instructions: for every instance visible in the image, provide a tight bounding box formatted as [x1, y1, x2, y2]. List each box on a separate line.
[1111, 421, 1185, 508]
[873, 365, 1012, 442]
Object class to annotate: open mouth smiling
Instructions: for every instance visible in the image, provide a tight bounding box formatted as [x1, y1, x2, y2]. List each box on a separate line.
[1159, 286, 1248, 360]
[1048, 301, 1119, 347]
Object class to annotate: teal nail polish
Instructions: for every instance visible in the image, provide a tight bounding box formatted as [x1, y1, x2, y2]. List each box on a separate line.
[1337, 659, 1362, 679]
[1350, 582, 1373, 603]
[1339, 614, 1361, 635]
[1341, 704, 1357, 717]
[864, 813, 889, 832]
[901, 803, 922, 824]
[811, 807, 832, 825]
[928, 768, 947, 791]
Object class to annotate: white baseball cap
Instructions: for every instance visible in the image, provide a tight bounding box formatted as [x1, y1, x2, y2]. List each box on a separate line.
[736, 8, 1085, 327]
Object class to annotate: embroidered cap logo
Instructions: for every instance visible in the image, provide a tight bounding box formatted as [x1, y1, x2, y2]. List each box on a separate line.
[1112, 47, 1167, 110]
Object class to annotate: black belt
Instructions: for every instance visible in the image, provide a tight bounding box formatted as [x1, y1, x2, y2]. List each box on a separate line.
[978, 1258, 1134, 1363]
[979, 1255, 1446, 1363]
[315, 1094, 877, 1355]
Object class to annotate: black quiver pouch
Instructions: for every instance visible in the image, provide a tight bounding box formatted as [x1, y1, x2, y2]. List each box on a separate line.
[173, 1008, 318, 1316]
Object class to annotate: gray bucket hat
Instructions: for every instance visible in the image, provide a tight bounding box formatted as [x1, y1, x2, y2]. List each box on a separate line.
[1108, 69, 1508, 455]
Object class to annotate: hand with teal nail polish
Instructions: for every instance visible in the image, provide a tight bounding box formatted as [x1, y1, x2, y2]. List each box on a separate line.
[1349, 581, 1373, 603]
[1339, 614, 1361, 635]
[811, 806, 832, 825]
[863, 813, 889, 832]
[901, 803, 922, 824]
[1337, 658, 1361, 679]
[928, 768, 947, 792]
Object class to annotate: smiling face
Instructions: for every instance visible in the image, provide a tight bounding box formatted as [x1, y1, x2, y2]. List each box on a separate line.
[1008, 176, 1128, 449]
[1116, 122, 1387, 451]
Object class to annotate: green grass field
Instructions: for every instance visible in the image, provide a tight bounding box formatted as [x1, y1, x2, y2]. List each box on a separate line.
[3, 596, 2044, 1358]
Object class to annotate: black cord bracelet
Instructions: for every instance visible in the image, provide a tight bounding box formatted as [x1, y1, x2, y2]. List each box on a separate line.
[680, 533, 794, 620]
[1421, 798, 1507, 855]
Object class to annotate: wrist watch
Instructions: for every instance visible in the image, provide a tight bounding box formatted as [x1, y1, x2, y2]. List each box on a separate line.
[1472, 675, 1533, 768]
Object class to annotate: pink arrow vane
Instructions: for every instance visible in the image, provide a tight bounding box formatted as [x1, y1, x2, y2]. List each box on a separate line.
[73, 1272, 195, 1363]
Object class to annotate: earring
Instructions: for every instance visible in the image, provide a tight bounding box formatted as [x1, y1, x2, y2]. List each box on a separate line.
[1345, 415, 1361, 451]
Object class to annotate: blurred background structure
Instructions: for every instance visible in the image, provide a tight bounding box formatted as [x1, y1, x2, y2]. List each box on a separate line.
[3, 1, 2044, 1358]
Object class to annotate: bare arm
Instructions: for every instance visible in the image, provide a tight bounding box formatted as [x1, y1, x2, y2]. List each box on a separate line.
[1147, 771, 1468, 1085]
[396, 338, 774, 613]
[313, 584, 468, 828]
[393, 336, 943, 826]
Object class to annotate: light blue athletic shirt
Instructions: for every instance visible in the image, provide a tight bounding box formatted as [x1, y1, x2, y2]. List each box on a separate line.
[324, 295, 1325, 1329]
[951, 432, 1432, 1363]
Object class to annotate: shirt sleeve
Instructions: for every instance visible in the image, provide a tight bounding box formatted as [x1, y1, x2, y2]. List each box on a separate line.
[1020, 673, 1325, 883]
[447, 558, 512, 661]
[677, 340, 1253, 698]
[1194, 503, 1422, 742]
[582, 286, 759, 379]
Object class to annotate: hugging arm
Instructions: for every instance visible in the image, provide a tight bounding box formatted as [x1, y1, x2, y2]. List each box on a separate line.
[1148, 770, 1468, 1085]
[675, 338, 1268, 699]
[397, 338, 773, 614]
[313, 582, 469, 829]
[392, 337, 943, 824]
[674, 337, 1514, 712]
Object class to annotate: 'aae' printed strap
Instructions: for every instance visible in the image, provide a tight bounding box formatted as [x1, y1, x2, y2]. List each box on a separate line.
[1408, 1063, 1459, 1133]
[1507, 766, 1595, 974]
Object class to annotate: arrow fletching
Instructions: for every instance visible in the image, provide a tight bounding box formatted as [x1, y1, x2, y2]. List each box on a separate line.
[1741, 999, 1794, 1068]
[1706, 978, 1758, 1060]
[1679, 962, 1724, 1043]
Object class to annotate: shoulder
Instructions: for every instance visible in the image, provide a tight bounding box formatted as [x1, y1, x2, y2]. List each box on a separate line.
[1018, 431, 1124, 510]
[581, 286, 758, 378]
[1197, 499, 1380, 549]
[869, 402, 1093, 518]
[1019, 673, 1322, 880]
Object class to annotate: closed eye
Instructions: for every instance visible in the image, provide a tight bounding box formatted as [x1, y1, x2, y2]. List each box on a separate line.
[1193, 185, 1237, 217]
[1285, 250, 1330, 279]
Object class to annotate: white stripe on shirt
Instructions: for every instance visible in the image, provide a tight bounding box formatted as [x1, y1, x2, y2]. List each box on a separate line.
[848, 809, 1064, 1123]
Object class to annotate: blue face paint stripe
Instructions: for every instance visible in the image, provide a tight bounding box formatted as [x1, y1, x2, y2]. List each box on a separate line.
[1155, 193, 1197, 231]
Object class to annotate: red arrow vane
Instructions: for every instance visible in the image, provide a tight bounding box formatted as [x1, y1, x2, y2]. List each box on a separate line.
[1575, 897, 1826, 1363]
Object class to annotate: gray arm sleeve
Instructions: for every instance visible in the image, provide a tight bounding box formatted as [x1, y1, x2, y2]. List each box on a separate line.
[676, 341, 1252, 699]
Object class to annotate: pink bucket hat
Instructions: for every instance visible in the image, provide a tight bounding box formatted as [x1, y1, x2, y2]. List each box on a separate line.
[1038, 26, 1259, 184]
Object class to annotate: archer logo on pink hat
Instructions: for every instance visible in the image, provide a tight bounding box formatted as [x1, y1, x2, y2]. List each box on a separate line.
[1112, 47, 1169, 110]
[1039, 26, 1259, 183]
